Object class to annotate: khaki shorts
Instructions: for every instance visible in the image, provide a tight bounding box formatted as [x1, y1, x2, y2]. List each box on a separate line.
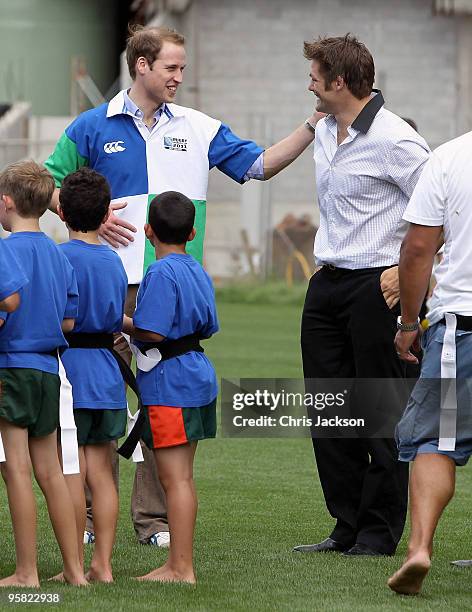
[0, 368, 60, 437]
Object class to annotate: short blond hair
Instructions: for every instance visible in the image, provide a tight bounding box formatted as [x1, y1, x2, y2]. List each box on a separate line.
[126, 25, 185, 79]
[0, 160, 55, 218]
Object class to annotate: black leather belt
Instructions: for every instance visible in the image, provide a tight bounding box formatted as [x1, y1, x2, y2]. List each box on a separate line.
[322, 264, 393, 278]
[439, 315, 472, 332]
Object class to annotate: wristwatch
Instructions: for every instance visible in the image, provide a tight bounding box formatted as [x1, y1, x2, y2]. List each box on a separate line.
[396, 316, 420, 332]
[304, 119, 317, 135]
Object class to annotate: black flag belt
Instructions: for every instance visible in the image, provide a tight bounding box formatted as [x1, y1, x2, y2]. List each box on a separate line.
[64, 332, 204, 459]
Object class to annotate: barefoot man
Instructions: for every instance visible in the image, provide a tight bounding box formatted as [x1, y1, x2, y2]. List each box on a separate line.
[389, 130, 472, 595]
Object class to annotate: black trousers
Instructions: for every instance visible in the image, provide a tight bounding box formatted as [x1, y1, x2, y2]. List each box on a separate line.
[301, 266, 409, 554]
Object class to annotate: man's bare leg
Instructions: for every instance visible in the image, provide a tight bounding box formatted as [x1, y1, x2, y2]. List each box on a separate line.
[137, 442, 197, 584]
[85, 443, 117, 583]
[0, 418, 39, 588]
[388, 453, 455, 595]
[29, 432, 87, 586]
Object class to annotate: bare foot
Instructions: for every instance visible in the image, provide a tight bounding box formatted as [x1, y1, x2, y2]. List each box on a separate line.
[48, 572, 65, 582]
[0, 573, 40, 588]
[85, 567, 113, 584]
[388, 552, 431, 595]
[136, 566, 196, 585]
[63, 570, 88, 587]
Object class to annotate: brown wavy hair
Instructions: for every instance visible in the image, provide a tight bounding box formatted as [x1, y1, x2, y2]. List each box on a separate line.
[303, 34, 374, 99]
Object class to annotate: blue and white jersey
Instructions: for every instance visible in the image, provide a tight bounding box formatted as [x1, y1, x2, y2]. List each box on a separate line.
[45, 90, 263, 283]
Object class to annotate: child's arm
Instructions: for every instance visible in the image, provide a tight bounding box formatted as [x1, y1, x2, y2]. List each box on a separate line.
[0, 292, 20, 312]
[122, 314, 165, 343]
[61, 258, 78, 334]
[62, 318, 75, 333]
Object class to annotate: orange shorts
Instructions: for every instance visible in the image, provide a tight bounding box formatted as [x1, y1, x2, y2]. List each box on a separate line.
[142, 399, 217, 449]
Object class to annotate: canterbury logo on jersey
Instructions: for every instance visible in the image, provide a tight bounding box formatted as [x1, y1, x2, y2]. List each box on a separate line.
[104, 141, 126, 153]
[163, 136, 187, 151]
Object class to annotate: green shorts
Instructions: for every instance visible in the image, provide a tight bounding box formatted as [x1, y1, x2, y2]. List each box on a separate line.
[74, 408, 127, 446]
[0, 368, 60, 437]
[141, 399, 217, 449]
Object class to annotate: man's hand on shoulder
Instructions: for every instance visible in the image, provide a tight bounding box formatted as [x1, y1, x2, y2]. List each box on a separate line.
[380, 266, 399, 309]
[308, 111, 328, 126]
[99, 202, 137, 248]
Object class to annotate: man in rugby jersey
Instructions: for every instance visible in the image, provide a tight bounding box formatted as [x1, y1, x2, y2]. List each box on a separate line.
[46, 24, 322, 545]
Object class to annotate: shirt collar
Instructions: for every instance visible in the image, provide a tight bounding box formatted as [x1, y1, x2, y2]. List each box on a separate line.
[324, 89, 384, 136]
[350, 89, 384, 133]
[106, 89, 186, 119]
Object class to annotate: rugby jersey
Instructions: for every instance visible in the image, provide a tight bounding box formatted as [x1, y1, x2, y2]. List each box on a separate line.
[45, 90, 263, 282]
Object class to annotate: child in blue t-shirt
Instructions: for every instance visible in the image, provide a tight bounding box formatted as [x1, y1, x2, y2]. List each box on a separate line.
[0, 237, 27, 312]
[122, 191, 218, 585]
[57, 167, 128, 583]
[0, 160, 86, 587]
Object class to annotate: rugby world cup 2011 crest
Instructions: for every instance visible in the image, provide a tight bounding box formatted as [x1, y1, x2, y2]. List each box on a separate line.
[163, 136, 188, 151]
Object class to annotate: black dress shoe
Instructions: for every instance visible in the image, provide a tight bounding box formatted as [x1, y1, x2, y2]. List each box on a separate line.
[451, 559, 472, 567]
[293, 537, 348, 553]
[342, 543, 391, 557]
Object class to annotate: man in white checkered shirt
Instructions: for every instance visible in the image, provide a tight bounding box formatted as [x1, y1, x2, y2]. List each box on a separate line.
[294, 35, 430, 557]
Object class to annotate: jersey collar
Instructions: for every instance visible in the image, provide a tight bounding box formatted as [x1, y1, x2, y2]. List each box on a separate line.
[107, 90, 186, 119]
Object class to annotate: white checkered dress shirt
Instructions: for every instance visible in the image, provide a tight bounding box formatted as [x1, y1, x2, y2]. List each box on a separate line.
[313, 92, 430, 269]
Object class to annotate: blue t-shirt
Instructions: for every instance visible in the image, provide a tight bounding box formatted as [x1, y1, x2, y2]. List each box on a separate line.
[59, 240, 128, 409]
[0, 232, 78, 374]
[0, 238, 28, 302]
[134, 253, 218, 407]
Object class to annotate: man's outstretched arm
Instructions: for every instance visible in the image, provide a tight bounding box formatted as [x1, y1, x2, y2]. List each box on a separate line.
[262, 112, 324, 179]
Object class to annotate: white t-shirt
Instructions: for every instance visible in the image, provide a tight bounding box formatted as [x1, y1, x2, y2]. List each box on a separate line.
[403, 131, 472, 324]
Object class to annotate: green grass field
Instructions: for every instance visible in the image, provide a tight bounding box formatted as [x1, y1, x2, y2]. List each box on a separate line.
[1, 294, 472, 611]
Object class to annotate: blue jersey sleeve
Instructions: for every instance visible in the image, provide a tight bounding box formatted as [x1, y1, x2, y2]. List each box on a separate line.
[0, 240, 28, 302]
[202, 274, 219, 338]
[133, 271, 177, 337]
[64, 267, 79, 319]
[208, 124, 264, 184]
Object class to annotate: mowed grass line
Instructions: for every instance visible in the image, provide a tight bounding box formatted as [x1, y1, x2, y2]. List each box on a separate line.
[1, 301, 471, 610]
